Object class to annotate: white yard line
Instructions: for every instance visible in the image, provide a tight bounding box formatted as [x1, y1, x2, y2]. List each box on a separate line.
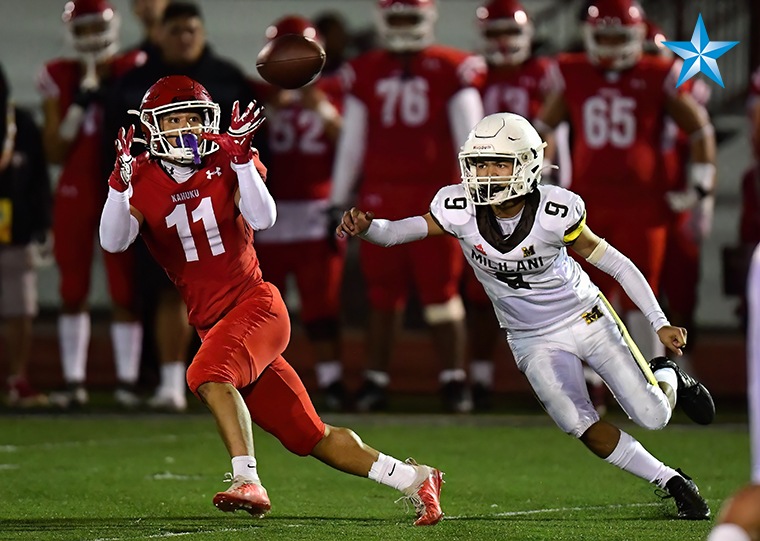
[446, 501, 662, 519]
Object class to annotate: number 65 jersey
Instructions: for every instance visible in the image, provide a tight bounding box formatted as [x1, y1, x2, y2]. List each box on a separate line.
[430, 183, 599, 333]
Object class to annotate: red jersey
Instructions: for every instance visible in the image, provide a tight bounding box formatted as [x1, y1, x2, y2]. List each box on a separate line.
[265, 76, 344, 201]
[342, 45, 486, 201]
[482, 56, 560, 118]
[37, 52, 146, 188]
[557, 53, 684, 219]
[128, 151, 263, 331]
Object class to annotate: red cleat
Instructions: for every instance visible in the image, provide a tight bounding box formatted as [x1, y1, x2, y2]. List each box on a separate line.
[212, 475, 271, 517]
[402, 458, 444, 526]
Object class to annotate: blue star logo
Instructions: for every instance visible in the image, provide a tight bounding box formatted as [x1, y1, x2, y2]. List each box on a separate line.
[662, 14, 738, 88]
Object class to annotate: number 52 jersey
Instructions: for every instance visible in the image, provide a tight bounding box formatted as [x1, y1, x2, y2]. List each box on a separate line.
[430, 183, 599, 333]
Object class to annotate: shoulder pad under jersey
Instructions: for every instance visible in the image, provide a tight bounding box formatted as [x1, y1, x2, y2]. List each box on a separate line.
[537, 185, 586, 245]
[429, 184, 475, 235]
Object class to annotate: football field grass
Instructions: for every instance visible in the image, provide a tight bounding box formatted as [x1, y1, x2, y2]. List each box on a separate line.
[0, 413, 750, 541]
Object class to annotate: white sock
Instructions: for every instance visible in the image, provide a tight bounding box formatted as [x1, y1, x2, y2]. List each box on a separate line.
[654, 366, 679, 406]
[316, 361, 342, 388]
[231, 455, 260, 483]
[59, 313, 90, 383]
[159, 361, 186, 395]
[366, 370, 390, 387]
[439, 368, 466, 384]
[625, 311, 664, 360]
[470, 360, 494, 386]
[604, 430, 678, 487]
[707, 524, 751, 541]
[111, 322, 142, 384]
[368, 453, 418, 492]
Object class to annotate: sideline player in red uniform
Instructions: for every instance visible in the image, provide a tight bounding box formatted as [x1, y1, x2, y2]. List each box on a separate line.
[98, 75, 443, 525]
[253, 16, 348, 411]
[329, 0, 486, 412]
[535, 0, 716, 362]
[38, 0, 146, 407]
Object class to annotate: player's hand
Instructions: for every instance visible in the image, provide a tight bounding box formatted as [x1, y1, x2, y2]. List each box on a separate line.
[684, 195, 714, 242]
[336, 207, 374, 238]
[656, 325, 687, 356]
[108, 126, 134, 192]
[325, 206, 346, 251]
[204, 100, 265, 165]
[665, 187, 701, 212]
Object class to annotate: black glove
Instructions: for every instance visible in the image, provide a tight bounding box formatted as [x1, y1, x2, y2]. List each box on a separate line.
[72, 87, 103, 109]
[326, 206, 345, 252]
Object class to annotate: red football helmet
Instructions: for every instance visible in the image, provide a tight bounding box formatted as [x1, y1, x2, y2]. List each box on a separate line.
[265, 15, 321, 44]
[476, 0, 534, 66]
[131, 76, 221, 165]
[61, 0, 120, 58]
[376, 0, 438, 52]
[582, 0, 646, 70]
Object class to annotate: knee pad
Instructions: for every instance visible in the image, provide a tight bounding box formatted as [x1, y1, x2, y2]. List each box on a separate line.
[423, 296, 465, 325]
[185, 358, 236, 395]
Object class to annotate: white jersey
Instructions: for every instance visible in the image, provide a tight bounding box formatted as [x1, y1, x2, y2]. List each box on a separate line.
[430, 184, 598, 332]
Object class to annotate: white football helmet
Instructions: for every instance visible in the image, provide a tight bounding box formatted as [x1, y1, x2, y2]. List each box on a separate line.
[376, 0, 438, 53]
[459, 113, 547, 205]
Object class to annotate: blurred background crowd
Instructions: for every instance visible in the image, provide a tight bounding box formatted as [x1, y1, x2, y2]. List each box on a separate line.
[1, 0, 759, 415]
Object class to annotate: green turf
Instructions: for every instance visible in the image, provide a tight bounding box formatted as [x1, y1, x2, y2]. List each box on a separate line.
[0, 414, 749, 541]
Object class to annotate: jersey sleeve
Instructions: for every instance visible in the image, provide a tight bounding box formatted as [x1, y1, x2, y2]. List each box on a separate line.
[429, 184, 474, 238]
[36, 63, 60, 99]
[538, 185, 586, 246]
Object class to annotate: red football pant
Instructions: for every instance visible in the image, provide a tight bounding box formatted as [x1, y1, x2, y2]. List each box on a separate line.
[661, 213, 700, 320]
[255, 240, 344, 323]
[53, 183, 136, 309]
[359, 235, 463, 310]
[186, 281, 325, 456]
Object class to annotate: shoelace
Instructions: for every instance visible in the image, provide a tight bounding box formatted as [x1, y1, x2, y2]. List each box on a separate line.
[222, 472, 234, 483]
[395, 493, 425, 517]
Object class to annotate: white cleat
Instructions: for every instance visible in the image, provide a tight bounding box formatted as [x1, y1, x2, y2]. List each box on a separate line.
[148, 389, 187, 412]
[114, 387, 141, 408]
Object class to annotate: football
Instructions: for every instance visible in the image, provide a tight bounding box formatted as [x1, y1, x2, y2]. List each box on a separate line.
[256, 34, 326, 89]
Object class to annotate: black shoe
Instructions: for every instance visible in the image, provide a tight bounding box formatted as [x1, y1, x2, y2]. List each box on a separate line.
[441, 380, 473, 413]
[355, 380, 388, 412]
[472, 383, 493, 411]
[662, 469, 710, 520]
[322, 381, 349, 412]
[649, 357, 715, 425]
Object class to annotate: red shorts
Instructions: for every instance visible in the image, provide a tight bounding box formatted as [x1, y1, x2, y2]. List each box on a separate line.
[255, 240, 345, 323]
[187, 282, 291, 391]
[53, 182, 136, 309]
[582, 217, 667, 312]
[661, 212, 700, 318]
[359, 235, 463, 311]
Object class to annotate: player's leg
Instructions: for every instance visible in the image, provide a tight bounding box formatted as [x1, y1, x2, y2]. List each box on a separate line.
[463, 266, 501, 410]
[245, 356, 443, 526]
[511, 321, 708, 519]
[185, 282, 291, 515]
[356, 242, 408, 412]
[580, 305, 710, 519]
[411, 236, 470, 413]
[103, 247, 142, 407]
[708, 485, 760, 541]
[294, 240, 348, 411]
[0, 245, 47, 406]
[49, 191, 96, 408]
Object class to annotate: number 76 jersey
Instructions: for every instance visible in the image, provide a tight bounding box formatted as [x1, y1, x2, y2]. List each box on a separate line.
[430, 184, 599, 333]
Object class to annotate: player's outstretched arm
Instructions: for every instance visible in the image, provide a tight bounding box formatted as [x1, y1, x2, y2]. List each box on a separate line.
[572, 225, 686, 356]
[100, 126, 143, 253]
[335, 209, 443, 246]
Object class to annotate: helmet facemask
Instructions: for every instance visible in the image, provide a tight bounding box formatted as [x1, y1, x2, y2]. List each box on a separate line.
[133, 101, 220, 165]
[583, 22, 645, 70]
[376, 3, 437, 52]
[483, 22, 533, 66]
[458, 113, 547, 206]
